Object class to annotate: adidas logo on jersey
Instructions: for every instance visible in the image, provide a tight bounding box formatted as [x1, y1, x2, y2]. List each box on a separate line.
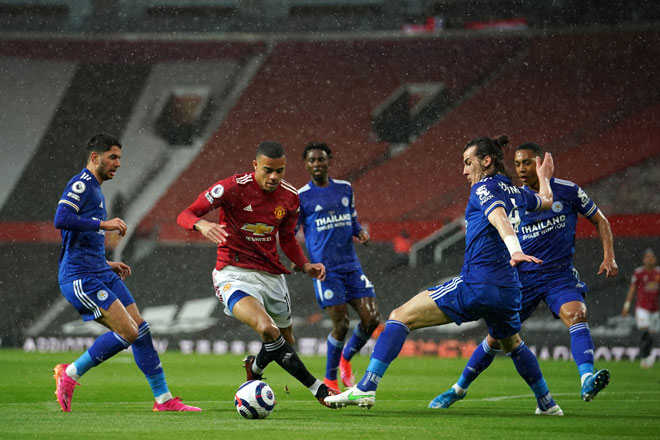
[314, 204, 323, 212]
[243, 205, 253, 212]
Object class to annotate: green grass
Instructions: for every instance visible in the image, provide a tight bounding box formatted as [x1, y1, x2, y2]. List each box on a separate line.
[1, 349, 659, 439]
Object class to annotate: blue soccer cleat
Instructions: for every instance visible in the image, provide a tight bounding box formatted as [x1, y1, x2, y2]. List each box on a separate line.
[428, 388, 466, 409]
[581, 368, 610, 402]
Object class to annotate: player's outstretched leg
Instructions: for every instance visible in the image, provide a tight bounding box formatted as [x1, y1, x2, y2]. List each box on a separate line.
[428, 338, 499, 409]
[326, 319, 411, 409]
[581, 368, 610, 402]
[53, 330, 131, 412]
[132, 322, 201, 411]
[252, 335, 341, 409]
[53, 364, 80, 412]
[508, 341, 563, 416]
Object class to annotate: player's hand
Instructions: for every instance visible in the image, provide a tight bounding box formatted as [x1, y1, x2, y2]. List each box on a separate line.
[621, 308, 630, 317]
[101, 217, 127, 237]
[536, 152, 554, 181]
[357, 229, 370, 245]
[108, 260, 131, 280]
[509, 251, 542, 267]
[195, 219, 228, 244]
[303, 262, 326, 281]
[597, 258, 619, 278]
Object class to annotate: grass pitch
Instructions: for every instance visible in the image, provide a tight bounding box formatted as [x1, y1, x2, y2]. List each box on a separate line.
[1, 349, 659, 439]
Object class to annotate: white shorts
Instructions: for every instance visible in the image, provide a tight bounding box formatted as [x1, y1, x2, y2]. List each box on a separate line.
[636, 307, 660, 333]
[212, 265, 292, 328]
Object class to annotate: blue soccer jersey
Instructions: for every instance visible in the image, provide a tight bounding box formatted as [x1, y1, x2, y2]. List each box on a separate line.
[517, 177, 597, 272]
[56, 168, 112, 283]
[298, 178, 363, 272]
[462, 174, 541, 286]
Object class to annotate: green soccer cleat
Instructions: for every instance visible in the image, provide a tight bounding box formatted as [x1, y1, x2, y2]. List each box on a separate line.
[323, 386, 376, 409]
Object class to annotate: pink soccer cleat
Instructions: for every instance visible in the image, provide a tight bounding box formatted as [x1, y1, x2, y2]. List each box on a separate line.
[153, 397, 202, 412]
[53, 363, 80, 412]
[323, 377, 340, 391]
[339, 355, 355, 387]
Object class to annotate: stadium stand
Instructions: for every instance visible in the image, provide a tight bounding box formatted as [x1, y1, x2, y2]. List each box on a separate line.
[351, 30, 660, 224]
[140, 35, 525, 239]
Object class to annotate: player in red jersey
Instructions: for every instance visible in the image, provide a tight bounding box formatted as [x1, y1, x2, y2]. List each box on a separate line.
[177, 141, 340, 408]
[622, 248, 660, 368]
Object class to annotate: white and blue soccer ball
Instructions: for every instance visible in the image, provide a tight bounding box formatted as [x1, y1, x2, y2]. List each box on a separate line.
[234, 380, 276, 419]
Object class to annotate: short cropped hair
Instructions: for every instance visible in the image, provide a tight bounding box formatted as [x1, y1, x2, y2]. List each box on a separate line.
[302, 142, 332, 160]
[87, 132, 121, 157]
[256, 141, 285, 159]
[516, 142, 544, 156]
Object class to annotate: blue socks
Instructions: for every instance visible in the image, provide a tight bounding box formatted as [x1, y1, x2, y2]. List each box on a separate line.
[132, 322, 169, 399]
[69, 331, 130, 379]
[508, 342, 556, 411]
[342, 324, 371, 361]
[357, 320, 409, 392]
[325, 335, 344, 381]
[457, 338, 500, 390]
[569, 322, 595, 380]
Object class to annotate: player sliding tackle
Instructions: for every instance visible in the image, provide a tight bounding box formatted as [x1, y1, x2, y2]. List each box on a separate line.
[326, 135, 563, 416]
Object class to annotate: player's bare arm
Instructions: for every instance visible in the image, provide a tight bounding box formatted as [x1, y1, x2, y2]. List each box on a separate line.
[588, 209, 618, 278]
[100, 217, 127, 236]
[108, 260, 131, 280]
[194, 219, 228, 244]
[487, 206, 542, 266]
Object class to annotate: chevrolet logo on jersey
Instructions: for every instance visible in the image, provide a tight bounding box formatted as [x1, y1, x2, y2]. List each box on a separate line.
[241, 223, 275, 236]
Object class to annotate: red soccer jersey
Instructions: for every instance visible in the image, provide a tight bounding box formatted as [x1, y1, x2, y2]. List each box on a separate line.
[177, 172, 308, 275]
[631, 266, 660, 312]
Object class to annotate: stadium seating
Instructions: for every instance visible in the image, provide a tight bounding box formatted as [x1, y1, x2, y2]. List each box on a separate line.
[139, 36, 525, 237]
[351, 30, 660, 222]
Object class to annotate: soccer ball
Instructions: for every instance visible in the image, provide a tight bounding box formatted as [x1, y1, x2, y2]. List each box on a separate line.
[234, 380, 276, 419]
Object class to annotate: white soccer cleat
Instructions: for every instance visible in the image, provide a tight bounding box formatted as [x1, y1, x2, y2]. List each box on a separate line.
[323, 386, 376, 409]
[535, 404, 564, 416]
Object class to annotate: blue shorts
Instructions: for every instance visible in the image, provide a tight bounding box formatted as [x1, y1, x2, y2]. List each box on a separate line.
[313, 268, 375, 309]
[428, 277, 522, 340]
[59, 272, 135, 321]
[518, 267, 588, 321]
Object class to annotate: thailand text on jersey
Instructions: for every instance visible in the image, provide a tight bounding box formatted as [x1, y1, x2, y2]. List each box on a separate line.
[56, 168, 112, 282]
[462, 174, 541, 287]
[297, 178, 363, 272]
[516, 177, 598, 272]
[632, 266, 660, 312]
[180, 173, 306, 275]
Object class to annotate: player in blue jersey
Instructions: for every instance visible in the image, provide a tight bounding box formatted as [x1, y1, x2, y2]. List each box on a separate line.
[430, 142, 617, 409]
[327, 135, 564, 415]
[52, 133, 200, 412]
[297, 143, 381, 390]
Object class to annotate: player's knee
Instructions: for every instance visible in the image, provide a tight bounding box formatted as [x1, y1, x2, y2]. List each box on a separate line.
[119, 326, 139, 344]
[388, 306, 410, 326]
[254, 320, 281, 342]
[332, 315, 350, 339]
[563, 308, 588, 326]
[362, 314, 380, 334]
